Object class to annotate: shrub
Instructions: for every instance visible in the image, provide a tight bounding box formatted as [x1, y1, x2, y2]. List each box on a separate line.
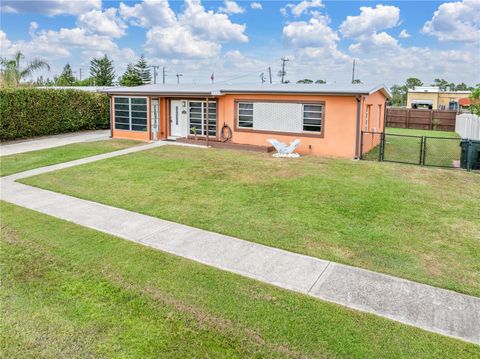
[0, 88, 110, 141]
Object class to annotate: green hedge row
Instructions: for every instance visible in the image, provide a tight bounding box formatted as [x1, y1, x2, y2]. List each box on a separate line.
[0, 88, 110, 141]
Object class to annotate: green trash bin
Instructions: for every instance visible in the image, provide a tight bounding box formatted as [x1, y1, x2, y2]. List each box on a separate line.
[460, 140, 480, 170]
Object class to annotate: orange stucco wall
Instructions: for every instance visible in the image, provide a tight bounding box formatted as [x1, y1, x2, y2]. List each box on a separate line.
[360, 91, 386, 153]
[218, 94, 359, 157]
[110, 91, 388, 158]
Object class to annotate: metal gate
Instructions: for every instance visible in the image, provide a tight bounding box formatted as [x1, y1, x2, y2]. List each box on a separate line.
[360, 131, 462, 168]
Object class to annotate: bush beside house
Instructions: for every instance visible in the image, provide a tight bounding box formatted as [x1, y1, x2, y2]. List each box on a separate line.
[0, 88, 110, 141]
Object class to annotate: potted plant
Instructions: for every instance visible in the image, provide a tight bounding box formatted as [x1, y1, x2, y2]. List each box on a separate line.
[190, 126, 197, 140]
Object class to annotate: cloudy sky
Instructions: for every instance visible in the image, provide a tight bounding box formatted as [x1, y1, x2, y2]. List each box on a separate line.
[1, 0, 479, 86]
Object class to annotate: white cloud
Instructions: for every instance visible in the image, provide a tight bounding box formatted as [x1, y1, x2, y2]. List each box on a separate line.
[180, 0, 248, 43]
[219, 0, 245, 14]
[286, 0, 324, 17]
[422, 0, 480, 42]
[119, 0, 176, 28]
[0, 0, 100, 16]
[283, 15, 338, 48]
[340, 5, 400, 38]
[222, 50, 266, 70]
[349, 32, 399, 54]
[398, 29, 410, 39]
[250, 2, 262, 10]
[77, 8, 127, 38]
[145, 24, 220, 58]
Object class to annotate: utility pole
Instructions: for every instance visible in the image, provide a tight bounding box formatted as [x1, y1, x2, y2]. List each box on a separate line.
[268, 67, 272, 84]
[176, 73, 183, 84]
[79, 68, 82, 81]
[279, 58, 289, 84]
[260, 72, 266, 84]
[162, 66, 166, 84]
[150, 65, 159, 84]
[351, 59, 356, 84]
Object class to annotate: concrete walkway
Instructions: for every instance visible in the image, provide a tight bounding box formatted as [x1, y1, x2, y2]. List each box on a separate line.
[0, 130, 111, 156]
[1, 143, 479, 345]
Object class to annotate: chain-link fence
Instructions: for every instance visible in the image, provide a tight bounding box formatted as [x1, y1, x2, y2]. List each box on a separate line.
[360, 131, 464, 169]
[423, 137, 461, 168]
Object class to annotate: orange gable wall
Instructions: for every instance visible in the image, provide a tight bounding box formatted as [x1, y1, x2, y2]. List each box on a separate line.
[359, 90, 387, 154]
[219, 94, 359, 158]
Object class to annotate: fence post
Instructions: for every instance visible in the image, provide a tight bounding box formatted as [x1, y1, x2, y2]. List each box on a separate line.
[406, 109, 410, 129]
[379, 132, 385, 161]
[419, 136, 426, 165]
[359, 131, 364, 160]
[430, 110, 434, 130]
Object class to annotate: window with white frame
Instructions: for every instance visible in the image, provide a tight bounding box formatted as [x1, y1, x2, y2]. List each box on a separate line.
[302, 104, 323, 132]
[189, 101, 216, 136]
[114, 97, 147, 132]
[238, 102, 254, 128]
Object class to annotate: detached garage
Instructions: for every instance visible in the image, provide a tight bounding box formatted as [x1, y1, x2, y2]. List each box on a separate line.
[104, 83, 390, 158]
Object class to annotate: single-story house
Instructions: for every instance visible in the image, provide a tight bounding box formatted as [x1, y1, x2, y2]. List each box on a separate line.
[104, 83, 391, 158]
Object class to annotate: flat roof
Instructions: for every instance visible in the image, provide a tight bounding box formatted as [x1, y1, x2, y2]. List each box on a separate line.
[103, 83, 391, 98]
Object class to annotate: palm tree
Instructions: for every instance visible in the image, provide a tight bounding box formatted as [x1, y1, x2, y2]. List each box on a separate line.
[0, 51, 50, 87]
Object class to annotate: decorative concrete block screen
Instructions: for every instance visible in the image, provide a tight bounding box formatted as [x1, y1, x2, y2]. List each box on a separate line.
[253, 102, 303, 133]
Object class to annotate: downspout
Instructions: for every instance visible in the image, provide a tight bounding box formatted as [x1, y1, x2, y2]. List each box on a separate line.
[383, 99, 387, 131]
[109, 95, 113, 139]
[354, 96, 361, 159]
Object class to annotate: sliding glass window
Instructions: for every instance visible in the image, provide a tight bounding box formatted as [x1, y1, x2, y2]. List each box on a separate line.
[114, 97, 147, 132]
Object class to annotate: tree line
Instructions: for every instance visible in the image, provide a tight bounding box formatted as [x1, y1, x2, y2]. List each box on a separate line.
[389, 78, 478, 107]
[0, 51, 152, 88]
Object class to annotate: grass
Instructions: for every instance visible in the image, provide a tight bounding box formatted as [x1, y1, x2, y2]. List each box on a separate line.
[1, 201, 478, 358]
[20, 145, 480, 297]
[0, 139, 142, 177]
[363, 127, 461, 166]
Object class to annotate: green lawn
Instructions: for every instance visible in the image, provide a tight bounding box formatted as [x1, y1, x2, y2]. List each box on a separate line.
[0, 139, 142, 177]
[363, 128, 461, 166]
[20, 146, 480, 297]
[2, 202, 477, 358]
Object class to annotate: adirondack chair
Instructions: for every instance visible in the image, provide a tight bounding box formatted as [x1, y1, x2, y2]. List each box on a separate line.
[267, 138, 301, 157]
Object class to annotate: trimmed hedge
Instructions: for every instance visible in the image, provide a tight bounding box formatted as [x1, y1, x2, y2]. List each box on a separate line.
[0, 88, 110, 141]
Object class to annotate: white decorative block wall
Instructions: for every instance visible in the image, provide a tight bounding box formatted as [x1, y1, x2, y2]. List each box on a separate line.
[253, 102, 303, 133]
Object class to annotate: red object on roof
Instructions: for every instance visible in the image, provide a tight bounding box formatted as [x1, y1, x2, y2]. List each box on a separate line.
[459, 98, 471, 106]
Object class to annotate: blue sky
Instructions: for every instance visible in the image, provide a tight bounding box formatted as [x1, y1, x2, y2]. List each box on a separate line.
[1, 0, 479, 86]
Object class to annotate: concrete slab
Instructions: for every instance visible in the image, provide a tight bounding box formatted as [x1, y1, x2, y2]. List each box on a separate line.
[0, 130, 111, 156]
[1, 141, 479, 345]
[309, 263, 480, 344]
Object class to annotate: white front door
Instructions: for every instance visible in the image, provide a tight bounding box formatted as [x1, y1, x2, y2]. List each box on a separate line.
[150, 99, 159, 140]
[170, 100, 188, 137]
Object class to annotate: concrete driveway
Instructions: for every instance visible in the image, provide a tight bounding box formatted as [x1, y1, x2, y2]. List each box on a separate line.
[0, 130, 111, 156]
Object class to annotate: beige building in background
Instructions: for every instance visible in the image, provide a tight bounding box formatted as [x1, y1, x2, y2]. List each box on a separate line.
[407, 86, 471, 110]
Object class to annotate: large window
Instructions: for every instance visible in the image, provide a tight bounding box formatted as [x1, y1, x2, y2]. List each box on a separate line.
[189, 101, 216, 136]
[114, 97, 147, 132]
[238, 102, 253, 128]
[302, 104, 323, 133]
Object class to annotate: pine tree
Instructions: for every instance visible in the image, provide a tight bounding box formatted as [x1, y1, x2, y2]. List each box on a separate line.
[56, 63, 76, 86]
[90, 55, 115, 86]
[135, 54, 151, 84]
[119, 63, 143, 86]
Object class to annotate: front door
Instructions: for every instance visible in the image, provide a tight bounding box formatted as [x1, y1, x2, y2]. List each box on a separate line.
[170, 100, 188, 137]
[150, 99, 159, 140]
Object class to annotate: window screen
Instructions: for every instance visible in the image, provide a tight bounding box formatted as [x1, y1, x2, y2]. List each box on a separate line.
[302, 104, 323, 133]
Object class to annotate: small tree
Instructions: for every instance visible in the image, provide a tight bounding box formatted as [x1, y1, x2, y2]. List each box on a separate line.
[389, 84, 406, 106]
[135, 54, 151, 84]
[90, 54, 115, 86]
[431, 78, 449, 91]
[315, 79, 326, 84]
[297, 79, 313, 84]
[56, 63, 76, 86]
[405, 77, 423, 90]
[469, 87, 480, 116]
[455, 83, 468, 91]
[119, 63, 143, 86]
[0, 51, 50, 87]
